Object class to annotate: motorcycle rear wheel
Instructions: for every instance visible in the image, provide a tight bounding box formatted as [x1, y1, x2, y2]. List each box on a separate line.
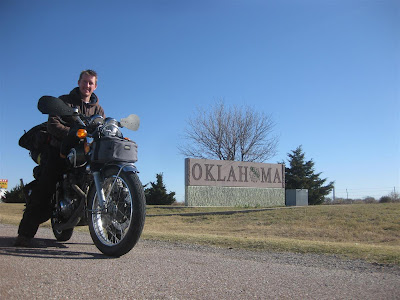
[88, 166, 145, 257]
[51, 218, 74, 242]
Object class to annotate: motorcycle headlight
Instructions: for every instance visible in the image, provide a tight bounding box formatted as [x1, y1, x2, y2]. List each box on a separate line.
[101, 118, 123, 138]
[88, 115, 104, 128]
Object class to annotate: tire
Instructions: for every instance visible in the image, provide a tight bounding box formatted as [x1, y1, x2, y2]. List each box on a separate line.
[51, 218, 74, 242]
[87, 167, 146, 257]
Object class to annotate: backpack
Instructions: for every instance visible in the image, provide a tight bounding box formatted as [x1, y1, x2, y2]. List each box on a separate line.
[19, 122, 51, 164]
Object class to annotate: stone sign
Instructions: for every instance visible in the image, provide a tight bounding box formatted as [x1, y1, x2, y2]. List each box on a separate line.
[185, 158, 285, 188]
[185, 158, 285, 207]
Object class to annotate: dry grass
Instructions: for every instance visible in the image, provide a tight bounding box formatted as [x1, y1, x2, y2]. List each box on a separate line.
[0, 203, 29, 225]
[145, 204, 400, 245]
[1, 202, 399, 264]
[144, 203, 400, 264]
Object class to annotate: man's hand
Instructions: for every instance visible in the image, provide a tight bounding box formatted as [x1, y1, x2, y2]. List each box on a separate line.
[60, 125, 84, 158]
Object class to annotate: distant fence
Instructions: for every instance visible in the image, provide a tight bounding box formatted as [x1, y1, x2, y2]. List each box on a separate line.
[328, 187, 399, 200]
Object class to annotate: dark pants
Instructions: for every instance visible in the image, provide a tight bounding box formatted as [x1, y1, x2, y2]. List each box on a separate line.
[18, 146, 66, 238]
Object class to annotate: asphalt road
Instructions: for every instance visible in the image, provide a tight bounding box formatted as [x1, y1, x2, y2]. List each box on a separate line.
[0, 223, 399, 300]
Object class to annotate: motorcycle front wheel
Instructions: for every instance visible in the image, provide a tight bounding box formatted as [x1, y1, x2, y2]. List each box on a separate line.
[88, 166, 146, 257]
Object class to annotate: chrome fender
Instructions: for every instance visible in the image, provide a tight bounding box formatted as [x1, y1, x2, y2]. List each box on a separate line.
[101, 162, 139, 176]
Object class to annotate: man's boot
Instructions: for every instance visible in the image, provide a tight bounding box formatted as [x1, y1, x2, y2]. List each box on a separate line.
[13, 235, 32, 247]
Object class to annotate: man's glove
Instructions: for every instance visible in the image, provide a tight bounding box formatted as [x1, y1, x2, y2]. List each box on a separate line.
[60, 125, 84, 158]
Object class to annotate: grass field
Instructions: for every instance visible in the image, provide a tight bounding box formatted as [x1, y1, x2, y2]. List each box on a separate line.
[1, 202, 399, 264]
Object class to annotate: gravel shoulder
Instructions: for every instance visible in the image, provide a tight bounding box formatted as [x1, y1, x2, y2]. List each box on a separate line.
[0, 223, 399, 299]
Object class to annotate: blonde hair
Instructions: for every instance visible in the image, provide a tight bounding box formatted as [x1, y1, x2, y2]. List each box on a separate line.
[79, 69, 98, 83]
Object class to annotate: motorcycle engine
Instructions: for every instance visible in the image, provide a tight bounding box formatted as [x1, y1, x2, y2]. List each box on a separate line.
[57, 174, 80, 219]
[59, 197, 76, 219]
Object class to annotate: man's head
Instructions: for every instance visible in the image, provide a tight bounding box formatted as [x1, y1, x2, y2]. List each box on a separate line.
[78, 69, 98, 100]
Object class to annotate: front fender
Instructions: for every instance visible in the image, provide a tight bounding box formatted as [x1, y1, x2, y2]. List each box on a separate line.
[100, 162, 139, 176]
[88, 162, 140, 208]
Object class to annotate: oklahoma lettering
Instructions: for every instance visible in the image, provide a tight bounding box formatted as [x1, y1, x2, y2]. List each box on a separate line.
[185, 158, 285, 188]
[191, 163, 282, 183]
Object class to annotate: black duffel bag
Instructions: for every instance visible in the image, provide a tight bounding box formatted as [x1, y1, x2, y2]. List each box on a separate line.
[18, 122, 51, 164]
[91, 136, 138, 164]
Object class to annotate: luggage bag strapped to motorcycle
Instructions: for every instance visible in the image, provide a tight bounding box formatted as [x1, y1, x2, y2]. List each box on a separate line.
[91, 136, 138, 164]
[18, 122, 50, 164]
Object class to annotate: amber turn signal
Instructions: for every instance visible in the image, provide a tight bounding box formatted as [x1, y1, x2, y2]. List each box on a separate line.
[77, 129, 88, 139]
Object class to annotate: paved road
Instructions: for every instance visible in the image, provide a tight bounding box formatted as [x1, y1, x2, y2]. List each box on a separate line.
[0, 223, 399, 299]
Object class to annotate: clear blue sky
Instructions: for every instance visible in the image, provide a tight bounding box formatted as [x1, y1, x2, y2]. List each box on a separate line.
[1, 0, 399, 201]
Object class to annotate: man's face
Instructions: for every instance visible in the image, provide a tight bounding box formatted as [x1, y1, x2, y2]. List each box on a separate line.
[78, 73, 97, 98]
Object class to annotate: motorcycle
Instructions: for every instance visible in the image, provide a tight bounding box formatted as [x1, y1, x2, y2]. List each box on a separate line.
[33, 96, 146, 257]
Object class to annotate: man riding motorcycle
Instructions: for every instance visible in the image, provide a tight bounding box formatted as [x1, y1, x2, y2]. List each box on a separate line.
[15, 69, 105, 247]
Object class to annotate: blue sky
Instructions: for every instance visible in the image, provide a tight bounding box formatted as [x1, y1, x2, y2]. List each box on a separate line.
[1, 0, 399, 201]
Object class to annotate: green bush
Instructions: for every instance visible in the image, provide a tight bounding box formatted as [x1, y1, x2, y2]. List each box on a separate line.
[364, 196, 377, 204]
[2, 184, 26, 203]
[379, 196, 392, 203]
[144, 173, 176, 205]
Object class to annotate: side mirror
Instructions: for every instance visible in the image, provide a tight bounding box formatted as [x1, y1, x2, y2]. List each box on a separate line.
[38, 96, 76, 116]
[120, 114, 140, 131]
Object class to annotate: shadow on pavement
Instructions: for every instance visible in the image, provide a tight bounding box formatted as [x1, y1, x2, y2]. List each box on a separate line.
[0, 236, 114, 259]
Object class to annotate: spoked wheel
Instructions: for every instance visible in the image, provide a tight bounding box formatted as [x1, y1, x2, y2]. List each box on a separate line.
[88, 167, 146, 257]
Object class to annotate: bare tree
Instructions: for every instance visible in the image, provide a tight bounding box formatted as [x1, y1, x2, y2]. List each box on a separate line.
[179, 101, 278, 162]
